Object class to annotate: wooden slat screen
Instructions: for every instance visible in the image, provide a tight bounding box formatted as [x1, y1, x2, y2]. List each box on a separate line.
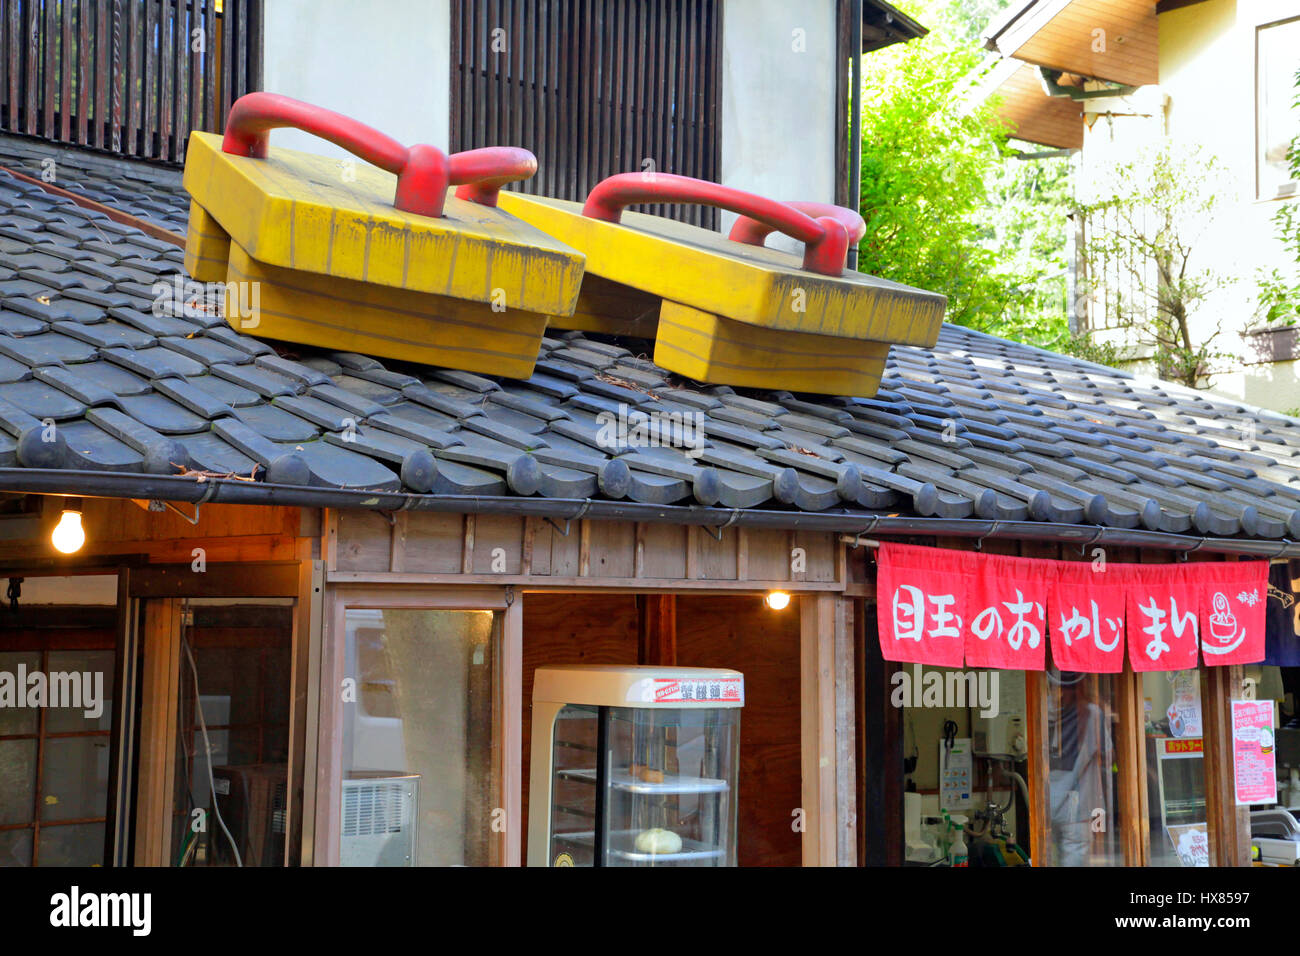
[0, 0, 262, 165]
[452, 0, 723, 230]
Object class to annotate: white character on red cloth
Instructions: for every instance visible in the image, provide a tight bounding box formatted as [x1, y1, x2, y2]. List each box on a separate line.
[1136, 595, 1198, 662]
[971, 589, 1044, 650]
[1058, 600, 1123, 653]
[892, 585, 963, 642]
[1003, 590, 1044, 650]
[1202, 591, 1245, 656]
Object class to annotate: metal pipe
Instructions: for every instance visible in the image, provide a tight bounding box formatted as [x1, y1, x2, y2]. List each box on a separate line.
[840, 527, 1297, 559]
[4, 467, 1300, 558]
[1008, 770, 1030, 809]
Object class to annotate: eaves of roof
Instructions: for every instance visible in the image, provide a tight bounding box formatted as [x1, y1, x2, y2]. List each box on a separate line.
[861, 0, 929, 52]
[982, 0, 1042, 49]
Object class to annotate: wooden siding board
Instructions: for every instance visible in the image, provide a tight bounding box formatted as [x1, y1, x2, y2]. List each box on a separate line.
[1, 0, 247, 160]
[1003, 0, 1159, 87]
[470, 514, 525, 574]
[334, 509, 392, 572]
[693, 525, 738, 579]
[319, 511, 840, 588]
[583, 519, 635, 577]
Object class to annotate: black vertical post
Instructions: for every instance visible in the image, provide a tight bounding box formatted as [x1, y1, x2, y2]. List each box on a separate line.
[593, 705, 608, 866]
[847, 0, 862, 271]
[860, 602, 903, 865]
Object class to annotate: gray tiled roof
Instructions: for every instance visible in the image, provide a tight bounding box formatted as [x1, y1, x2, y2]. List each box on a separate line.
[1, 164, 1300, 539]
[0, 135, 189, 235]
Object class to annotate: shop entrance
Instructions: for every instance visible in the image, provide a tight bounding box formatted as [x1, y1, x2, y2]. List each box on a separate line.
[126, 562, 309, 867]
[870, 646, 1219, 867]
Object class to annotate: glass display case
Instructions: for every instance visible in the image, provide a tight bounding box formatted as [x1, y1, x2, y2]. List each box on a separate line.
[529, 666, 743, 867]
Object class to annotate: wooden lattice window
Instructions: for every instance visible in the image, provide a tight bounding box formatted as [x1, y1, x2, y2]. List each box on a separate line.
[451, 0, 723, 228]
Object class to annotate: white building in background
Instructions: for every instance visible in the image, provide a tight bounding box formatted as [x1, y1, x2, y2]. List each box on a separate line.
[983, 0, 1300, 411]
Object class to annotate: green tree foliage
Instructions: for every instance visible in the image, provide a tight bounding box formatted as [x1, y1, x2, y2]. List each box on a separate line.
[1079, 144, 1232, 387]
[1257, 66, 1300, 327]
[856, 0, 1073, 342]
[980, 149, 1075, 348]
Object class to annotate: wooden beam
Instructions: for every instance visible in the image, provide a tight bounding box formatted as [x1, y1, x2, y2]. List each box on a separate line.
[500, 598, 524, 867]
[388, 513, 406, 573]
[858, 601, 902, 865]
[287, 559, 323, 866]
[800, 593, 839, 865]
[322, 509, 338, 572]
[461, 514, 476, 575]
[1024, 670, 1050, 866]
[1017, 541, 1056, 867]
[326, 571, 846, 592]
[833, 0, 851, 209]
[1203, 664, 1252, 867]
[0, 532, 299, 566]
[134, 598, 181, 866]
[636, 593, 677, 665]
[105, 570, 137, 868]
[1135, 672, 1152, 865]
[834, 595, 858, 866]
[1115, 661, 1148, 865]
[128, 561, 301, 598]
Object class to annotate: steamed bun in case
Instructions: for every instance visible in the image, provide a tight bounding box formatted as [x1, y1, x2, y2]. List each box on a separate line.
[634, 828, 683, 854]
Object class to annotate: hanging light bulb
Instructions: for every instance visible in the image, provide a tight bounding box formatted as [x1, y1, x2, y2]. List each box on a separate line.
[764, 590, 791, 611]
[51, 501, 85, 554]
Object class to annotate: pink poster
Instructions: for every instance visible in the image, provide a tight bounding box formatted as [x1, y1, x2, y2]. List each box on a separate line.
[1232, 699, 1277, 806]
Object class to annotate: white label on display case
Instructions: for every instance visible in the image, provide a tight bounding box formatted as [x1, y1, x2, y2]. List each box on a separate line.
[626, 676, 744, 705]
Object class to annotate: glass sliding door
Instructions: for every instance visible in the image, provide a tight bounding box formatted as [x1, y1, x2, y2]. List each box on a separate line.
[1045, 668, 1125, 866]
[1143, 669, 1213, 867]
[170, 601, 295, 867]
[325, 590, 519, 867]
[340, 607, 499, 866]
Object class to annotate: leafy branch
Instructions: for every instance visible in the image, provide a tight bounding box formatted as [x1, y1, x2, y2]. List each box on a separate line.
[1077, 144, 1232, 387]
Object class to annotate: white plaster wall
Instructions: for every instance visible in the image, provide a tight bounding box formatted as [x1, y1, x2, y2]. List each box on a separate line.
[1162, 0, 1300, 411]
[260, 0, 843, 241]
[719, 0, 838, 242]
[262, 0, 451, 157]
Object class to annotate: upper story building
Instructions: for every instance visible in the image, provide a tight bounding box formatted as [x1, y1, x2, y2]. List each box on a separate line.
[982, 0, 1300, 411]
[0, 0, 923, 237]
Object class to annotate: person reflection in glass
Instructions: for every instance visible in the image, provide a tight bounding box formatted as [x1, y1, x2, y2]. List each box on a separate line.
[1048, 669, 1116, 866]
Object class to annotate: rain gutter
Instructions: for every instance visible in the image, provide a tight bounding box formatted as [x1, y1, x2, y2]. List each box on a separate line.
[4, 468, 1299, 560]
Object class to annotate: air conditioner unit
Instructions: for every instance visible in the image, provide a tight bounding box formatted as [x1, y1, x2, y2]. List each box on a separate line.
[341, 772, 419, 867]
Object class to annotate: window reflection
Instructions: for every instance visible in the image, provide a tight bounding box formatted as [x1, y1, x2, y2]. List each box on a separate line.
[341, 608, 500, 867]
[1046, 668, 1123, 866]
[1143, 669, 1211, 867]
